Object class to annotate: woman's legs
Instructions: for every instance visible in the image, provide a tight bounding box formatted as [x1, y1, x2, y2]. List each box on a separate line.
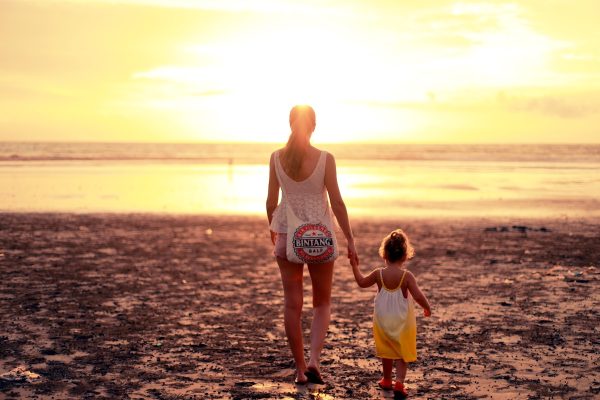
[306, 261, 334, 372]
[276, 257, 306, 381]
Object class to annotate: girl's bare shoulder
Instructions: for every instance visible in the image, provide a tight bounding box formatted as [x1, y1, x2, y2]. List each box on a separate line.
[400, 269, 416, 286]
[372, 267, 383, 289]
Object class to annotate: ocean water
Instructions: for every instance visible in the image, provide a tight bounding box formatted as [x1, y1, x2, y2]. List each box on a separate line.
[1, 142, 599, 218]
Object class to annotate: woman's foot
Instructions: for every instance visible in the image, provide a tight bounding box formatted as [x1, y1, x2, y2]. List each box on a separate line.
[393, 382, 408, 398]
[294, 369, 308, 385]
[304, 365, 324, 384]
[378, 377, 393, 390]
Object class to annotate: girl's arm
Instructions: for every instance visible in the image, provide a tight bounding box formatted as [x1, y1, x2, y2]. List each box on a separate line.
[352, 262, 378, 288]
[266, 152, 280, 245]
[406, 272, 432, 316]
[324, 152, 359, 266]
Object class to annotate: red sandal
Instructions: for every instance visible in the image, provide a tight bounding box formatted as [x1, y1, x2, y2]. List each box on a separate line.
[393, 382, 408, 398]
[378, 378, 393, 390]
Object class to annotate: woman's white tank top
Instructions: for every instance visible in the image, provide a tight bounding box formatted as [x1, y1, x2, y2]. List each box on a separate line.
[270, 150, 331, 233]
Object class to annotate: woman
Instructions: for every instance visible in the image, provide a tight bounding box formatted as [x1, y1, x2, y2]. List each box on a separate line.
[266, 105, 359, 384]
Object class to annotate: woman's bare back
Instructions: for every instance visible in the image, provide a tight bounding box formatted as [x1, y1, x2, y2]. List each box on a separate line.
[281, 146, 322, 182]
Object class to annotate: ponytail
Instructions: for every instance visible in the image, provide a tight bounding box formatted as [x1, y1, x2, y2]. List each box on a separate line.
[281, 105, 315, 179]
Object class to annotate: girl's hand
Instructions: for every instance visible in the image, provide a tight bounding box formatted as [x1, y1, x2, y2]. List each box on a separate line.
[424, 309, 431, 317]
[270, 230, 277, 245]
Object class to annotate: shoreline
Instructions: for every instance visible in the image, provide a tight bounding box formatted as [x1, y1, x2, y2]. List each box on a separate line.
[2, 210, 600, 221]
[1, 213, 598, 399]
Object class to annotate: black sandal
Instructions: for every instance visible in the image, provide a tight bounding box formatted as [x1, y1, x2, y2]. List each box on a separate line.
[304, 367, 325, 384]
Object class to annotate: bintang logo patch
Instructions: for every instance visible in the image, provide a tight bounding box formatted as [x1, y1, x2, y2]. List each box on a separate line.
[292, 223, 335, 263]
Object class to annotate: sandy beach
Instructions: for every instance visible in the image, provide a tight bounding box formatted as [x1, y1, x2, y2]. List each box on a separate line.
[0, 213, 599, 399]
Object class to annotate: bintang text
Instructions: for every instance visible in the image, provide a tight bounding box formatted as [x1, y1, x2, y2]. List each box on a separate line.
[293, 238, 334, 248]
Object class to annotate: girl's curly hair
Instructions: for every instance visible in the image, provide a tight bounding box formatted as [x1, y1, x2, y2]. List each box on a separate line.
[378, 229, 415, 263]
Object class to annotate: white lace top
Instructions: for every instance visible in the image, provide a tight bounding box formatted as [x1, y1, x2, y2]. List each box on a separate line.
[270, 150, 332, 233]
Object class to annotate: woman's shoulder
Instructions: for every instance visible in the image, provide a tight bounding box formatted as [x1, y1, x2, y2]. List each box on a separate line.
[270, 148, 285, 161]
[312, 146, 333, 156]
[311, 148, 335, 166]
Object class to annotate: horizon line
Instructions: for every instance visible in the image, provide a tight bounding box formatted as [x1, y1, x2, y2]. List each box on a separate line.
[2, 140, 600, 146]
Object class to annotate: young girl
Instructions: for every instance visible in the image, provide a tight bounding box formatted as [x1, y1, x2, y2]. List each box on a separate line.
[351, 229, 431, 398]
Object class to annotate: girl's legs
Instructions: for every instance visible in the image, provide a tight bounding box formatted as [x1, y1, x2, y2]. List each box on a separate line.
[277, 257, 307, 382]
[377, 358, 394, 389]
[394, 359, 409, 397]
[306, 261, 334, 373]
[381, 358, 393, 381]
[395, 359, 407, 384]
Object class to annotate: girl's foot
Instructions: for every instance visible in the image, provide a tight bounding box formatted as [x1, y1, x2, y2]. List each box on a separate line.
[378, 378, 393, 390]
[393, 382, 408, 398]
[304, 366, 324, 384]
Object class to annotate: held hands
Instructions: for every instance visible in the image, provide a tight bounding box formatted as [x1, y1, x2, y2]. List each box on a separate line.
[347, 240, 359, 267]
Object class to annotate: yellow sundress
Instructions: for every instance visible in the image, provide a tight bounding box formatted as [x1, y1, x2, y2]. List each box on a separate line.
[373, 269, 417, 361]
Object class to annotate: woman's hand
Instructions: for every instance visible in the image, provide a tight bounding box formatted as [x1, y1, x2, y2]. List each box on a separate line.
[347, 240, 359, 267]
[424, 309, 431, 317]
[270, 230, 277, 245]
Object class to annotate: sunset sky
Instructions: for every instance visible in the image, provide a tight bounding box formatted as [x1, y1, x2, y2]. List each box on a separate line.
[1, 0, 599, 143]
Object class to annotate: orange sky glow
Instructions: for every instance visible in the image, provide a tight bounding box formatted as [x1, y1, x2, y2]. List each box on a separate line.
[1, 0, 599, 143]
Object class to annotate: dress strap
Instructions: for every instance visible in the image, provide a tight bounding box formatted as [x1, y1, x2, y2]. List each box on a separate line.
[378, 268, 386, 290]
[388, 269, 407, 291]
[316, 150, 327, 174]
[399, 270, 407, 288]
[273, 151, 285, 193]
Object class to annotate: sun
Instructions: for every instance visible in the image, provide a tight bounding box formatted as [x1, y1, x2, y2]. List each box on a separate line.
[132, 19, 424, 143]
[126, 1, 563, 144]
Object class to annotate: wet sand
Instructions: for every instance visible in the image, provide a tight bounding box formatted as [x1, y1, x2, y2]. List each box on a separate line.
[0, 213, 599, 399]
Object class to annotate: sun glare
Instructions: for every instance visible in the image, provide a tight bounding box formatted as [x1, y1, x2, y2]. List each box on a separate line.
[134, 20, 431, 143]
[127, 4, 565, 144]
[7, 0, 593, 143]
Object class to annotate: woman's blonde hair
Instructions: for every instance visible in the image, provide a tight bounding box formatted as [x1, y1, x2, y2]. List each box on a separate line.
[379, 229, 415, 263]
[281, 105, 316, 179]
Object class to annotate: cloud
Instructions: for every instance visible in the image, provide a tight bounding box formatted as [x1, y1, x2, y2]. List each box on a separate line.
[61, 0, 354, 17]
[352, 89, 600, 120]
[503, 93, 600, 118]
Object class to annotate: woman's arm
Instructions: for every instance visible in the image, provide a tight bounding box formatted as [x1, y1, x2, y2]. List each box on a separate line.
[324, 153, 359, 265]
[266, 152, 280, 244]
[406, 271, 432, 316]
